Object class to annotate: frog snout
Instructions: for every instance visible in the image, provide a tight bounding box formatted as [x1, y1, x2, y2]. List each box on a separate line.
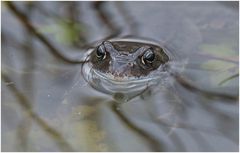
[110, 61, 135, 77]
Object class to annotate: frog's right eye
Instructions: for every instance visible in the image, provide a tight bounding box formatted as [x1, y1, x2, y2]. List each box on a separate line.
[96, 44, 107, 60]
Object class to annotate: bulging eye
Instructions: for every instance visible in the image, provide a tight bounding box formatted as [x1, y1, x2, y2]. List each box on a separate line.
[96, 44, 107, 60]
[141, 48, 155, 65]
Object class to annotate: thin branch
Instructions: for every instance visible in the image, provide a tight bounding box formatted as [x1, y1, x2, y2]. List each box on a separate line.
[114, 2, 139, 35]
[16, 3, 35, 151]
[110, 102, 164, 151]
[92, 1, 121, 39]
[172, 73, 238, 102]
[2, 73, 75, 151]
[5, 1, 84, 64]
[219, 73, 239, 85]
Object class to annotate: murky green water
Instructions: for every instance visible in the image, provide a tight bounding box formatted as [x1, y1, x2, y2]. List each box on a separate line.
[2, 1, 239, 151]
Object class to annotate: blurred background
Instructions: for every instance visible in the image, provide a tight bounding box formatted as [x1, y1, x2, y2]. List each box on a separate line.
[1, 1, 239, 151]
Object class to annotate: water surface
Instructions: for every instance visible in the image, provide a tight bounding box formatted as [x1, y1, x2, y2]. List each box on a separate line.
[2, 1, 239, 151]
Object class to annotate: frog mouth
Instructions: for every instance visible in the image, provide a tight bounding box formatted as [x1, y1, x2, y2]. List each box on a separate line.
[90, 69, 157, 94]
[94, 69, 153, 84]
[82, 61, 168, 96]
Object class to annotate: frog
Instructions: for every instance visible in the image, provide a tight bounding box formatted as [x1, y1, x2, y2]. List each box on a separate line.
[89, 39, 170, 78]
[81, 38, 173, 102]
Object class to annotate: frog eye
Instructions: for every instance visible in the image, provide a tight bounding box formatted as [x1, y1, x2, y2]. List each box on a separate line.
[141, 48, 155, 65]
[96, 44, 107, 60]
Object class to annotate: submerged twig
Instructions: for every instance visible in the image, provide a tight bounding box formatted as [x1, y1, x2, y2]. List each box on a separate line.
[110, 102, 164, 151]
[2, 73, 74, 152]
[114, 2, 139, 35]
[219, 73, 239, 85]
[172, 73, 238, 101]
[16, 3, 35, 151]
[92, 1, 121, 39]
[5, 1, 84, 64]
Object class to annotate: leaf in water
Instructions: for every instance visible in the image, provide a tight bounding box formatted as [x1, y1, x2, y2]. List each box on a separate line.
[200, 43, 238, 87]
[55, 104, 109, 151]
[38, 19, 86, 46]
[56, 19, 86, 45]
[218, 73, 239, 86]
[201, 60, 238, 86]
[71, 105, 96, 120]
[201, 60, 235, 71]
[66, 120, 108, 151]
[200, 44, 236, 57]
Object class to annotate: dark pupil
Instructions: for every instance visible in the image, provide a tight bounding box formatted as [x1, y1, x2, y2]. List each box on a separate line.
[96, 45, 106, 60]
[143, 49, 155, 62]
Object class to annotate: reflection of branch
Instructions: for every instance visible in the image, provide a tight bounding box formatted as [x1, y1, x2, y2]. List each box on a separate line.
[2, 73, 74, 151]
[16, 3, 35, 151]
[172, 73, 238, 101]
[197, 101, 238, 143]
[148, 109, 214, 151]
[157, 118, 219, 135]
[110, 103, 164, 151]
[17, 117, 31, 151]
[114, 2, 139, 35]
[141, 102, 187, 151]
[219, 73, 239, 85]
[92, 2, 121, 39]
[5, 1, 83, 64]
[66, 2, 87, 47]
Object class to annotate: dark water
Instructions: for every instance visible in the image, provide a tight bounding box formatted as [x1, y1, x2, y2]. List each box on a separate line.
[2, 1, 239, 151]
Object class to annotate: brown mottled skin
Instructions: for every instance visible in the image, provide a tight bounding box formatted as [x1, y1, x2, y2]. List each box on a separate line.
[89, 40, 169, 78]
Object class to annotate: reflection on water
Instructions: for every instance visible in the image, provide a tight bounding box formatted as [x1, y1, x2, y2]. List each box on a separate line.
[2, 1, 239, 152]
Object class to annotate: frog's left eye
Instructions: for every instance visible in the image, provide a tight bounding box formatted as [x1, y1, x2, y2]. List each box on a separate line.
[141, 48, 155, 65]
[96, 44, 107, 60]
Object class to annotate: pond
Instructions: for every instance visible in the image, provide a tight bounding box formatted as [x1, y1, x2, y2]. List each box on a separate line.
[2, 1, 239, 152]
